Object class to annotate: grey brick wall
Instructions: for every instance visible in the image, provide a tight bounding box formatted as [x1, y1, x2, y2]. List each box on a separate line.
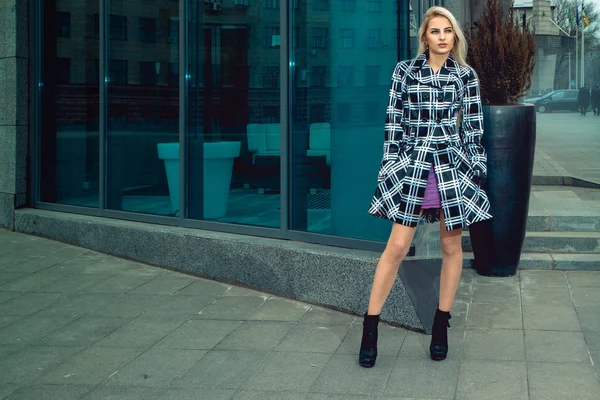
[0, 0, 29, 229]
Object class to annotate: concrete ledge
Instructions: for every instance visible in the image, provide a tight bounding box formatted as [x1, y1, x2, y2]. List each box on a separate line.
[14, 208, 440, 332]
[532, 175, 600, 189]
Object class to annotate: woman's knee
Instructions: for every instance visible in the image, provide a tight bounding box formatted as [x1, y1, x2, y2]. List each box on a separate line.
[386, 223, 415, 260]
[441, 234, 462, 258]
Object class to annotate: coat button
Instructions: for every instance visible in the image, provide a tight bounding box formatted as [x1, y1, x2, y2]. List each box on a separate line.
[423, 94, 430, 101]
[435, 118, 441, 123]
[421, 118, 428, 123]
[449, 163, 455, 168]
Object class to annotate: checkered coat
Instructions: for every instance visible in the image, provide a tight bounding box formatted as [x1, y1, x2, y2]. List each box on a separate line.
[368, 53, 493, 231]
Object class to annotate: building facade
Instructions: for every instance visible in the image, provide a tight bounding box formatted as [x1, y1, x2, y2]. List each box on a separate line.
[3, 0, 478, 250]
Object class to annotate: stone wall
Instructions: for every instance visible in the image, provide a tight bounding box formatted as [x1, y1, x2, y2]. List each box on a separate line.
[0, 0, 29, 229]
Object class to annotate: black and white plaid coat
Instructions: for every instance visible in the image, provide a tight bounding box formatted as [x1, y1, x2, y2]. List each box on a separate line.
[368, 53, 493, 231]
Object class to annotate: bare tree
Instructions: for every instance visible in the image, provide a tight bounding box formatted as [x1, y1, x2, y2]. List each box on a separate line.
[551, 0, 599, 88]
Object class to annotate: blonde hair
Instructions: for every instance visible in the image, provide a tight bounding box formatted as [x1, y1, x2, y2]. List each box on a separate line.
[417, 6, 468, 66]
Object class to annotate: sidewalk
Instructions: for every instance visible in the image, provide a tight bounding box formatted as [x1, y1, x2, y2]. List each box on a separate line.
[0, 228, 599, 400]
[534, 112, 600, 185]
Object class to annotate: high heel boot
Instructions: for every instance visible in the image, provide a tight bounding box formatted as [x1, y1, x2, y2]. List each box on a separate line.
[358, 313, 379, 368]
[429, 308, 451, 361]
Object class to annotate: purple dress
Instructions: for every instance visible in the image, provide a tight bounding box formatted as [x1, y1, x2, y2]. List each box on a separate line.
[421, 165, 442, 223]
[422, 165, 441, 209]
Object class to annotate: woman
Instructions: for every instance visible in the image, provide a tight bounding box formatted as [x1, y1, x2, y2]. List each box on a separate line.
[360, 6, 492, 367]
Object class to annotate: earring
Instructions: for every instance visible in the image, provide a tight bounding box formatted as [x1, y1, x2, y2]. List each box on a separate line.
[425, 43, 429, 50]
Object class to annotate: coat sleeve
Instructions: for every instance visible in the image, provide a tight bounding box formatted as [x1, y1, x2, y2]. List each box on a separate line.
[382, 62, 406, 161]
[461, 68, 487, 179]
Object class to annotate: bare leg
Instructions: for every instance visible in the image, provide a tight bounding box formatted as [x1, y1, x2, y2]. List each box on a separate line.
[367, 222, 418, 315]
[438, 211, 463, 312]
[360, 220, 417, 367]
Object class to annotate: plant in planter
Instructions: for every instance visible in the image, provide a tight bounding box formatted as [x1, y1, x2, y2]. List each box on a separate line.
[464, 0, 537, 277]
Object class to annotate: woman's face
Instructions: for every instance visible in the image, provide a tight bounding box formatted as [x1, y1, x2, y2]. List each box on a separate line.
[424, 16, 455, 56]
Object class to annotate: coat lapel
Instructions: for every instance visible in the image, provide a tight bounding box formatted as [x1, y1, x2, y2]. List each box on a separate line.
[407, 52, 461, 89]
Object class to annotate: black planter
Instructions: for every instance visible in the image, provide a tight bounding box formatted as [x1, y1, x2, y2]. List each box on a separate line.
[469, 104, 536, 277]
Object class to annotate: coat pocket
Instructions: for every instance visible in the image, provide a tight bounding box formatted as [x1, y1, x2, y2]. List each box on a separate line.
[451, 145, 472, 175]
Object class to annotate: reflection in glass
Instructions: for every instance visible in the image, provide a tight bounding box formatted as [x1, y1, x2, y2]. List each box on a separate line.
[106, 0, 180, 216]
[40, 0, 100, 207]
[186, 0, 281, 227]
[289, 0, 414, 241]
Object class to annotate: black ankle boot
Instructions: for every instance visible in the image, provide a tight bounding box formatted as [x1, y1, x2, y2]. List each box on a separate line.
[358, 313, 379, 368]
[429, 308, 451, 361]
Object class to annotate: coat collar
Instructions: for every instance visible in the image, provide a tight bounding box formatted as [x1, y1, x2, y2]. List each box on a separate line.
[407, 52, 462, 88]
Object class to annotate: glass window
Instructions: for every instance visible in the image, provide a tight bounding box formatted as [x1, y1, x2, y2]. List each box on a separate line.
[56, 11, 71, 38]
[139, 17, 157, 43]
[290, 0, 411, 240]
[337, 66, 354, 86]
[106, 0, 179, 216]
[339, 29, 355, 48]
[367, 0, 382, 12]
[40, 0, 99, 207]
[186, 0, 280, 226]
[109, 14, 128, 41]
[341, 0, 355, 11]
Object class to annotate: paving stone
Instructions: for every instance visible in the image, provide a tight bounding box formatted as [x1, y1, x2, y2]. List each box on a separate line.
[456, 360, 528, 400]
[234, 392, 305, 400]
[472, 283, 521, 305]
[141, 294, 217, 318]
[523, 305, 581, 331]
[463, 329, 525, 361]
[0, 346, 84, 385]
[243, 351, 331, 392]
[0, 273, 66, 292]
[468, 303, 523, 330]
[175, 278, 231, 296]
[35, 293, 116, 319]
[0, 293, 64, 315]
[0, 315, 72, 345]
[298, 306, 357, 325]
[80, 386, 165, 400]
[215, 321, 296, 351]
[520, 286, 574, 307]
[172, 350, 268, 389]
[584, 332, 600, 366]
[89, 294, 165, 318]
[525, 330, 591, 363]
[3, 385, 94, 400]
[576, 305, 600, 332]
[104, 347, 206, 387]
[93, 315, 188, 349]
[275, 323, 352, 353]
[387, 358, 461, 399]
[519, 270, 568, 287]
[571, 286, 600, 307]
[155, 320, 242, 350]
[0, 272, 27, 287]
[527, 363, 600, 400]
[127, 275, 197, 295]
[36, 274, 113, 293]
[193, 295, 266, 320]
[156, 388, 236, 400]
[40, 315, 132, 347]
[247, 297, 311, 321]
[566, 271, 600, 287]
[43, 254, 111, 274]
[0, 385, 20, 399]
[81, 274, 154, 294]
[0, 291, 21, 305]
[37, 347, 144, 385]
